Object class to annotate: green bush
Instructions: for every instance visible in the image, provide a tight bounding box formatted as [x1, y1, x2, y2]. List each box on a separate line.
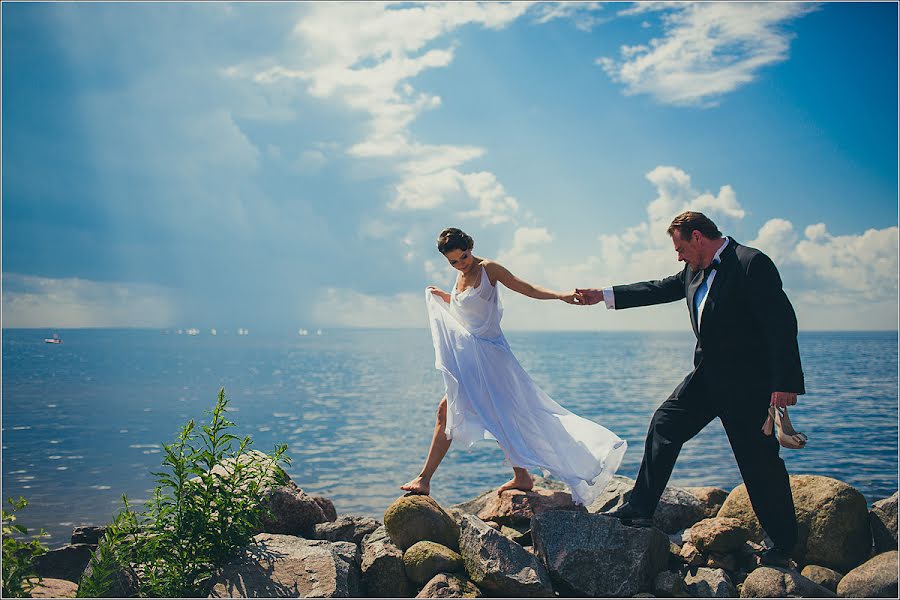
[2, 496, 49, 598]
[78, 388, 290, 597]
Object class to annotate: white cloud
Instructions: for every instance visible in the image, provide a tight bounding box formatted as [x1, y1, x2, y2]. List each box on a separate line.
[2, 274, 176, 328]
[295, 149, 327, 174]
[531, 2, 608, 32]
[311, 287, 426, 328]
[599, 2, 817, 106]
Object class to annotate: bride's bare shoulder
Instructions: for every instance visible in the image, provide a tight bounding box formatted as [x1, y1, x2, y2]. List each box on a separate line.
[480, 260, 506, 284]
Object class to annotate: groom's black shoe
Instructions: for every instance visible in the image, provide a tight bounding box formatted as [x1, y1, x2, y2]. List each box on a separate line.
[600, 502, 654, 528]
[757, 546, 793, 568]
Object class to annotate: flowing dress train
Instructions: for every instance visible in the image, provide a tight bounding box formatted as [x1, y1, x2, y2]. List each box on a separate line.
[425, 266, 627, 506]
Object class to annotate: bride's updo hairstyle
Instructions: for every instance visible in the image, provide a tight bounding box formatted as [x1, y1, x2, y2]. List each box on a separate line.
[437, 228, 474, 254]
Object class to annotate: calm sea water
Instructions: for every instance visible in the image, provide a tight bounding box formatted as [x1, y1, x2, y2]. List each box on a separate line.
[2, 328, 897, 547]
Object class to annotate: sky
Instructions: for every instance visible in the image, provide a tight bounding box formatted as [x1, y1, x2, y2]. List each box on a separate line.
[2, 1, 898, 331]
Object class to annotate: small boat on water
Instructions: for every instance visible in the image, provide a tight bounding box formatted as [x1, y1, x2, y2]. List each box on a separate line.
[44, 333, 62, 344]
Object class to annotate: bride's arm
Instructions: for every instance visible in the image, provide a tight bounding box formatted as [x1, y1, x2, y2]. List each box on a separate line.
[485, 262, 581, 304]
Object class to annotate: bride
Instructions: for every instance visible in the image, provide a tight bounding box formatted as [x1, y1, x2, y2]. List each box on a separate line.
[401, 227, 627, 505]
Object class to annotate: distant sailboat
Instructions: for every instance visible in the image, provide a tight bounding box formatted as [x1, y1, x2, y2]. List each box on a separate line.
[316, 329, 323, 336]
[299, 329, 309, 336]
[44, 333, 62, 344]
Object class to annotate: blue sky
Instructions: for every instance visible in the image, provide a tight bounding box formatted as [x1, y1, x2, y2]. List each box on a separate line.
[3, 1, 897, 331]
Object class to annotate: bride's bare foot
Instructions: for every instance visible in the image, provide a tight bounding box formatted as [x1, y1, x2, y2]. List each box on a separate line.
[400, 476, 431, 495]
[497, 471, 534, 495]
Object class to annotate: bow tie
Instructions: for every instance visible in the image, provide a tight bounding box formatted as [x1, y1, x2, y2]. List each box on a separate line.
[703, 259, 721, 277]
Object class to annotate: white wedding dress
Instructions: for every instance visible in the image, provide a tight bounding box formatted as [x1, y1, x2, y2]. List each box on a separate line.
[425, 266, 627, 506]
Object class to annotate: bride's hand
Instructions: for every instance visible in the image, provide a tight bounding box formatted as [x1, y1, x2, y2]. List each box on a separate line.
[428, 286, 451, 303]
[559, 290, 585, 305]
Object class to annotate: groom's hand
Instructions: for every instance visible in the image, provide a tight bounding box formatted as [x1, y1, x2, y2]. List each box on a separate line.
[770, 391, 798, 408]
[574, 288, 604, 306]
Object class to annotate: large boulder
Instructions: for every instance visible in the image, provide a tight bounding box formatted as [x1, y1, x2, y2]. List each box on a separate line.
[683, 567, 736, 598]
[718, 475, 871, 572]
[531, 511, 669, 597]
[402, 541, 463, 584]
[458, 513, 553, 597]
[80, 545, 141, 598]
[207, 534, 359, 598]
[740, 566, 836, 598]
[360, 526, 414, 597]
[451, 476, 566, 516]
[476, 489, 583, 525]
[870, 492, 898, 553]
[836, 550, 898, 598]
[314, 515, 381, 545]
[31, 544, 95, 583]
[71, 525, 106, 546]
[258, 482, 328, 538]
[690, 517, 749, 554]
[416, 572, 481, 598]
[800, 565, 843, 593]
[684, 487, 729, 518]
[27, 578, 79, 598]
[384, 495, 460, 552]
[587, 475, 707, 534]
[313, 496, 338, 522]
[654, 570, 689, 597]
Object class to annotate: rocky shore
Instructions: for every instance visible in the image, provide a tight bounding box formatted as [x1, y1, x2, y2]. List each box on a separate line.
[28, 455, 899, 598]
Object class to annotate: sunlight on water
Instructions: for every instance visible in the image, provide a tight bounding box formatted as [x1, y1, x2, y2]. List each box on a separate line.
[2, 328, 897, 547]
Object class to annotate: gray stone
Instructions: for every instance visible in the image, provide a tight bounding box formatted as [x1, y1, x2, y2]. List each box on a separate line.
[654, 570, 689, 597]
[207, 533, 358, 598]
[836, 550, 898, 598]
[719, 475, 871, 572]
[531, 511, 669, 597]
[331, 541, 362, 598]
[402, 541, 463, 584]
[313, 496, 338, 522]
[31, 544, 95, 583]
[800, 565, 843, 593]
[684, 567, 736, 598]
[587, 475, 707, 534]
[360, 525, 414, 597]
[458, 513, 553, 597]
[870, 492, 898, 553]
[384, 495, 460, 552]
[258, 482, 328, 538]
[80, 545, 140, 598]
[740, 566, 836, 598]
[416, 572, 481, 598]
[684, 487, 729, 518]
[314, 515, 381, 545]
[71, 525, 106, 546]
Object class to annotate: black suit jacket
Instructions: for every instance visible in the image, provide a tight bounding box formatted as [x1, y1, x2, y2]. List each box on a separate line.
[613, 239, 805, 407]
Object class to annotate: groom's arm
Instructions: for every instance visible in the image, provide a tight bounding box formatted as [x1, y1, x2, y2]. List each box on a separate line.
[605, 270, 687, 309]
[746, 252, 806, 397]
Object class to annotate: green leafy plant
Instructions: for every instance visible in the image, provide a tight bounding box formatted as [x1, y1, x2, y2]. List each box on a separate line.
[2, 496, 49, 598]
[77, 388, 290, 597]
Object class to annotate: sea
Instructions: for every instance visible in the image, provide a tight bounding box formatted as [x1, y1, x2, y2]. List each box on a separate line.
[2, 328, 898, 548]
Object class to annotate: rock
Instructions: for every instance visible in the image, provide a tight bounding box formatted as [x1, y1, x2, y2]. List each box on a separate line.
[685, 487, 729, 518]
[531, 511, 668, 597]
[654, 570, 689, 597]
[27, 577, 79, 598]
[587, 475, 707, 534]
[476, 489, 584, 525]
[704, 553, 738, 572]
[71, 525, 106, 546]
[402, 541, 463, 584]
[207, 533, 359, 598]
[313, 496, 338, 522]
[718, 475, 871, 572]
[416, 572, 481, 598]
[314, 515, 381, 545]
[499, 523, 532, 546]
[258, 482, 328, 538]
[458, 513, 553, 597]
[80, 545, 141, 598]
[360, 526, 414, 597]
[740, 566, 836, 598]
[801, 565, 843, 593]
[683, 567, 736, 598]
[870, 492, 898, 553]
[384, 495, 460, 552]
[633, 594, 655, 598]
[690, 517, 749, 554]
[31, 544, 95, 583]
[205, 450, 291, 489]
[836, 550, 898, 598]
[680, 542, 704, 567]
[451, 476, 565, 516]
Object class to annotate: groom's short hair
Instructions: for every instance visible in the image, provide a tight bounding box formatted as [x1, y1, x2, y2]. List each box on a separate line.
[667, 211, 722, 240]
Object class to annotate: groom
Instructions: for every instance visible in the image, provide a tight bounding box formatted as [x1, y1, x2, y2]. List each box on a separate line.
[577, 211, 804, 567]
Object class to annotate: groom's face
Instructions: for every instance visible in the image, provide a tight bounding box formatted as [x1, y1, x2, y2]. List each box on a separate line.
[671, 230, 702, 270]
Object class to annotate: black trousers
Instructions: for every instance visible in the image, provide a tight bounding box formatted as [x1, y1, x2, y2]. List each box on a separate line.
[628, 375, 798, 550]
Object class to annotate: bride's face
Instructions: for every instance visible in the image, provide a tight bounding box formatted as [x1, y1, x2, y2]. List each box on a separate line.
[444, 249, 474, 272]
